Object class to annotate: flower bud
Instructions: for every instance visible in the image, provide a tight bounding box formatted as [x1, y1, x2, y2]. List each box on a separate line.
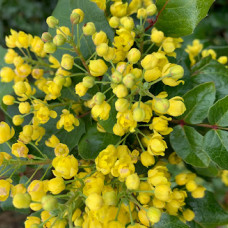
[44, 42, 57, 54]
[46, 16, 59, 28]
[2, 95, 15, 105]
[32, 69, 44, 79]
[54, 75, 66, 86]
[109, 16, 119, 28]
[141, 151, 155, 167]
[72, 9, 84, 23]
[126, 173, 140, 190]
[153, 98, 170, 114]
[48, 177, 65, 195]
[137, 8, 147, 19]
[170, 65, 184, 79]
[103, 191, 117, 206]
[111, 71, 122, 84]
[41, 195, 58, 212]
[75, 82, 88, 97]
[70, 12, 80, 24]
[154, 184, 171, 201]
[61, 54, 74, 70]
[151, 28, 164, 44]
[93, 92, 106, 105]
[12, 115, 24, 126]
[13, 193, 31, 209]
[89, 59, 108, 76]
[82, 76, 95, 88]
[191, 186, 205, 198]
[133, 107, 145, 122]
[113, 84, 128, 98]
[19, 102, 31, 114]
[127, 48, 141, 64]
[41, 32, 52, 42]
[123, 73, 135, 88]
[183, 209, 195, 221]
[0, 67, 16, 82]
[53, 34, 66, 46]
[120, 16, 134, 30]
[96, 43, 109, 57]
[92, 31, 108, 46]
[218, 56, 228, 65]
[146, 4, 157, 16]
[86, 193, 103, 211]
[83, 22, 96, 35]
[115, 98, 129, 112]
[147, 207, 162, 223]
[186, 180, 197, 192]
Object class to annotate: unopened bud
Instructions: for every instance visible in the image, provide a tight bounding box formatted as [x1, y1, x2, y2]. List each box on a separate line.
[70, 12, 80, 25]
[41, 195, 58, 212]
[83, 22, 96, 36]
[111, 71, 122, 84]
[93, 92, 106, 105]
[54, 75, 66, 86]
[153, 98, 170, 114]
[170, 65, 184, 79]
[133, 107, 145, 122]
[41, 32, 53, 42]
[123, 73, 135, 88]
[44, 42, 57, 54]
[46, 16, 59, 28]
[53, 34, 66, 46]
[83, 76, 95, 88]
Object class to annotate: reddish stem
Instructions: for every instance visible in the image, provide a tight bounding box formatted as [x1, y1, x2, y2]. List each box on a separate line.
[145, 0, 171, 32]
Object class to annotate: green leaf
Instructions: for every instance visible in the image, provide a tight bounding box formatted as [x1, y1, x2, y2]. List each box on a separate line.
[187, 191, 228, 226]
[194, 161, 219, 178]
[156, 0, 214, 37]
[0, 46, 14, 101]
[208, 95, 228, 127]
[182, 82, 215, 124]
[192, 59, 228, 99]
[51, 0, 114, 59]
[203, 129, 228, 169]
[170, 125, 210, 168]
[98, 98, 117, 134]
[154, 213, 189, 228]
[78, 123, 120, 159]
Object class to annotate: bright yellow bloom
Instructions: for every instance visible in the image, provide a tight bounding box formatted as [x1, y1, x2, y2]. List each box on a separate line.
[52, 155, 78, 179]
[12, 141, 29, 158]
[0, 121, 15, 144]
[91, 101, 111, 121]
[0, 180, 11, 201]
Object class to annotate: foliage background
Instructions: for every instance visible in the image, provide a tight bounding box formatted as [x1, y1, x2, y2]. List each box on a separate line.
[0, 0, 227, 227]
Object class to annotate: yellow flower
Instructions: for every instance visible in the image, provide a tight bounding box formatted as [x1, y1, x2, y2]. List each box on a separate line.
[57, 109, 79, 132]
[49, 55, 61, 68]
[24, 216, 41, 228]
[110, 2, 128, 18]
[154, 184, 171, 201]
[0, 180, 11, 201]
[147, 132, 167, 156]
[48, 177, 65, 195]
[89, 59, 108, 76]
[54, 143, 69, 157]
[27, 180, 47, 202]
[61, 54, 74, 70]
[91, 101, 111, 121]
[95, 145, 117, 175]
[75, 82, 88, 97]
[86, 193, 103, 211]
[45, 135, 60, 148]
[52, 155, 78, 179]
[167, 96, 186, 117]
[92, 31, 108, 46]
[183, 209, 195, 221]
[147, 207, 162, 224]
[91, 0, 106, 10]
[125, 173, 140, 190]
[12, 141, 29, 158]
[0, 121, 15, 144]
[13, 193, 31, 209]
[0, 67, 16, 82]
[149, 116, 172, 135]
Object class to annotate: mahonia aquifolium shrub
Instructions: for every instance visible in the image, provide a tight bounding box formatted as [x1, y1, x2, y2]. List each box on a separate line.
[0, 0, 228, 227]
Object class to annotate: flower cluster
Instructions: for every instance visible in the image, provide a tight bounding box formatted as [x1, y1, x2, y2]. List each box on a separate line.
[0, 0, 222, 228]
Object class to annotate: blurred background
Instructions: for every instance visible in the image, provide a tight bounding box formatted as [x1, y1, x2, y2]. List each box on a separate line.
[0, 0, 227, 227]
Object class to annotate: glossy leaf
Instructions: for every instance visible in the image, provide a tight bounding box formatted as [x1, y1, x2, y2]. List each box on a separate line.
[208, 95, 228, 127]
[156, 0, 214, 37]
[192, 58, 228, 99]
[203, 129, 228, 169]
[170, 125, 210, 168]
[154, 213, 189, 228]
[182, 82, 215, 124]
[187, 191, 228, 226]
[78, 123, 120, 159]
